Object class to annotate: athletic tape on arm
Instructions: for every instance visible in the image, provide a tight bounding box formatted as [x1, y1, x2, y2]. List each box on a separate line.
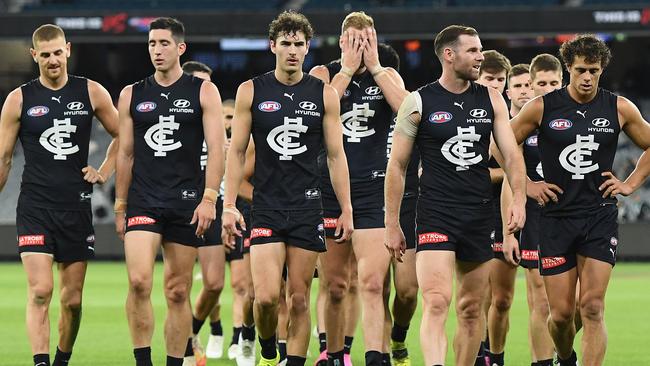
[394, 91, 422, 140]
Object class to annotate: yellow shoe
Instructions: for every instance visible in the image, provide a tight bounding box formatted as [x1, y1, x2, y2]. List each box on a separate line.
[257, 350, 280, 366]
[391, 340, 411, 366]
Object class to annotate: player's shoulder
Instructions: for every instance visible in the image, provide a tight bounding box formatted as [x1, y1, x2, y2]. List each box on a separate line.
[2, 87, 24, 113]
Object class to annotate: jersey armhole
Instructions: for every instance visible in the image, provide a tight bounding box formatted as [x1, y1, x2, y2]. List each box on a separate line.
[413, 91, 423, 114]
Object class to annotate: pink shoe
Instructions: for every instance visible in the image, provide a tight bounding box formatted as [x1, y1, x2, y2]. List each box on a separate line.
[314, 350, 328, 366]
[344, 353, 353, 366]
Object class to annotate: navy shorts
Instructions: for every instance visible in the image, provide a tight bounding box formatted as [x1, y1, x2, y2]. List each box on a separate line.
[17, 204, 95, 262]
[518, 200, 541, 269]
[201, 198, 223, 247]
[322, 180, 384, 238]
[539, 204, 618, 276]
[250, 209, 326, 252]
[416, 201, 494, 263]
[125, 206, 204, 247]
[400, 195, 417, 250]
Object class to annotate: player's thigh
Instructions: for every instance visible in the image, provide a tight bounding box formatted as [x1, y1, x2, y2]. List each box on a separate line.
[393, 248, 418, 297]
[353, 228, 391, 283]
[250, 242, 285, 301]
[489, 258, 517, 300]
[416, 250, 454, 306]
[124, 231, 161, 285]
[286, 245, 320, 298]
[21, 253, 54, 294]
[456, 259, 491, 312]
[198, 245, 225, 287]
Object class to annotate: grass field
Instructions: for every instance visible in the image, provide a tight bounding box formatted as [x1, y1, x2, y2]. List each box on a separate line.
[1, 261, 649, 365]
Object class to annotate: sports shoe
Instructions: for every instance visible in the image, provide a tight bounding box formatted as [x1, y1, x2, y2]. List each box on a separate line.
[314, 350, 327, 366]
[391, 341, 410, 366]
[206, 334, 224, 358]
[182, 355, 196, 366]
[278, 359, 288, 366]
[228, 343, 241, 360]
[344, 353, 353, 366]
[257, 350, 280, 366]
[191, 335, 207, 366]
[236, 333, 256, 366]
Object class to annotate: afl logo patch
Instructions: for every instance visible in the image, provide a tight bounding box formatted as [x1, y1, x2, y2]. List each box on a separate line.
[173, 99, 191, 108]
[299, 101, 317, 111]
[428, 111, 453, 124]
[136, 101, 157, 112]
[469, 108, 487, 118]
[592, 118, 610, 128]
[526, 135, 538, 146]
[27, 106, 49, 117]
[258, 101, 281, 112]
[549, 119, 572, 130]
[66, 101, 84, 111]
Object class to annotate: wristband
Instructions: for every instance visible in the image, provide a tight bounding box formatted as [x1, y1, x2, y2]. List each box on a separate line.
[202, 188, 219, 204]
[371, 66, 386, 77]
[114, 198, 127, 213]
[339, 66, 354, 78]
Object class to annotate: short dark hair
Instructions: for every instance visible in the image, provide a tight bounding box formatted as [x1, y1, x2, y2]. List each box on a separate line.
[182, 61, 212, 75]
[480, 50, 511, 76]
[559, 34, 611, 69]
[434, 25, 479, 60]
[378, 43, 400, 71]
[530, 53, 562, 79]
[508, 63, 530, 87]
[32, 24, 65, 48]
[268, 11, 314, 42]
[149, 17, 185, 44]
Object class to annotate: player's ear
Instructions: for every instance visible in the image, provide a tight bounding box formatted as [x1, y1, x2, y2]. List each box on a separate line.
[66, 42, 71, 58]
[30, 48, 37, 63]
[305, 40, 310, 55]
[270, 40, 277, 54]
[178, 42, 187, 56]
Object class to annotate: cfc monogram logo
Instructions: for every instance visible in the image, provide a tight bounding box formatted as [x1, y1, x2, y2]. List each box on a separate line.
[559, 134, 599, 179]
[441, 126, 482, 171]
[266, 117, 308, 160]
[341, 103, 376, 143]
[145, 115, 182, 157]
[39, 118, 79, 160]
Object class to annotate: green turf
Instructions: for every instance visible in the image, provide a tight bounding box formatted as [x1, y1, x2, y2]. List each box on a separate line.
[1, 262, 649, 365]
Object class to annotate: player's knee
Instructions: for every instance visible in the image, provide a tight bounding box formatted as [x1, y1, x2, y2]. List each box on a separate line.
[164, 282, 190, 304]
[549, 304, 575, 326]
[533, 296, 550, 317]
[255, 292, 279, 311]
[30, 285, 53, 306]
[203, 277, 224, 296]
[456, 295, 482, 323]
[491, 293, 514, 314]
[128, 275, 153, 298]
[232, 280, 247, 298]
[360, 274, 384, 297]
[288, 292, 309, 315]
[580, 297, 604, 322]
[327, 278, 349, 304]
[348, 277, 359, 294]
[421, 290, 451, 318]
[396, 285, 418, 307]
[61, 293, 83, 315]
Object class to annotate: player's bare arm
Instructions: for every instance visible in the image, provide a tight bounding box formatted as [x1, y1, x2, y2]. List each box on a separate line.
[114, 85, 135, 240]
[599, 97, 650, 198]
[222, 80, 253, 238]
[500, 175, 521, 266]
[489, 86, 526, 233]
[86, 79, 119, 184]
[362, 27, 409, 112]
[310, 30, 365, 99]
[191, 80, 225, 236]
[384, 92, 420, 261]
[238, 138, 255, 203]
[0, 88, 22, 193]
[322, 83, 354, 242]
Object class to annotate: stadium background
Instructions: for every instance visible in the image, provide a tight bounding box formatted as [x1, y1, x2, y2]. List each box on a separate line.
[0, 0, 649, 364]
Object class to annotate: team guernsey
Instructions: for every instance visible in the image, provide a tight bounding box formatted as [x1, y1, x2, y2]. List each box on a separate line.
[125, 73, 205, 246]
[17, 75, 96, 261]
[415, 81, 495, 261]
[320, 61, 393, 235]
[519, 129, 544, 268]
[537, 87, 620, 274]
[249, 71, 326, 251]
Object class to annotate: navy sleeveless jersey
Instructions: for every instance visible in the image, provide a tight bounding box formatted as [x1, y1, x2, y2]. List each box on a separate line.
[539, 87, 620, 216]
[388, 115, 420, 198]
[129, 73, 204, 210]
[18, 75, 94, 210]
[319, 61, 393, 185]
[416, 81, 494, 207]
[250, 72, 325, 210]
[523, 129, 544, 182]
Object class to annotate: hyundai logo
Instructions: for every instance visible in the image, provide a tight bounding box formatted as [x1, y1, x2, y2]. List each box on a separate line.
[365, 86, 381, 95]
[173, 99, 191, 108]
[66, 101, 84, 111]
[469, 108, 487, 118]
[299, 101, 317, 111]
[591, 118, 610, 128]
